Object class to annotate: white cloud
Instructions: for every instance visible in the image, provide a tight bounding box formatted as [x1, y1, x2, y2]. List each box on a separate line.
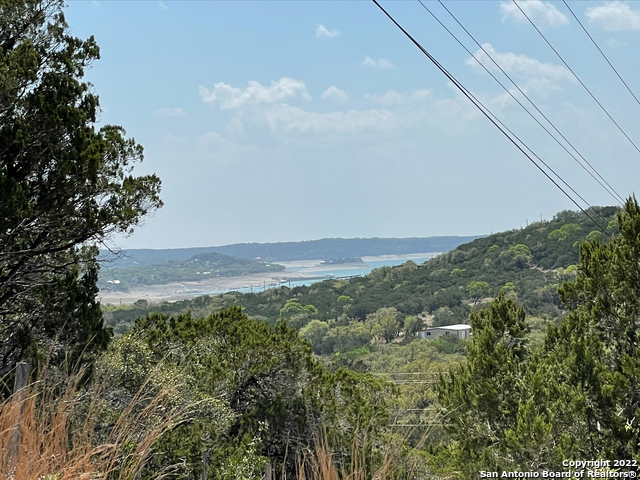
[158, 1, 168, 10]
[466, 44, 573, 83]
[607, 38, 626, 49]
[410, 89, 432, 101]
[364, 89, 432, 106]
[155, 107, 187, 117]
[363, 56, 396, 69]
[585, 2, 640, 31]
[315, 24, 341, 38]
[262, 104, 396, 134]
[199, 78, 311, 110]
[226, 112, 245, 136]
[321, 86, 348, 103]
[200, 131, 231, 147]
[500, 0, 569, 26]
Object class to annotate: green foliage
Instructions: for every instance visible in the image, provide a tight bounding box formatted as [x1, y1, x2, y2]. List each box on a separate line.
[546, 197, 640, 459]
[586, 230, 602, 241]
[109, 306, 395, 478]
[107, 206, 618, 340]
[279, 301, 318, 329]
[218, 429, 269, 480]
[434, 197, 640, 473]
[508, 243, 533, 259]
[281, 301, 318, 316]
[547, 223, 582, 241]
[466, 280, 491, 304]
[403, 315, 424, 338]
[437, 294, 532, 473]
[366, 307, 401, 343]
[299, 319, 331, 354]
[0, 0, 161, 378]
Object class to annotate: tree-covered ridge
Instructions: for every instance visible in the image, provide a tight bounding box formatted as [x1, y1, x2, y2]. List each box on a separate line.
[98, 252, 285, 291]
[98, 235, 481, 268]
[435, 198, 640, 473]
[104, 206, 618, 340]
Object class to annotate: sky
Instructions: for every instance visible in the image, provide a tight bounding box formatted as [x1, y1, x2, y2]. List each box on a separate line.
[65, 0, 640, 249]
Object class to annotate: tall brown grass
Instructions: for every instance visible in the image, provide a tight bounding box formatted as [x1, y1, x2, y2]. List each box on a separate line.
[297, 429, 427, 480]
[0, 368, 188, 480]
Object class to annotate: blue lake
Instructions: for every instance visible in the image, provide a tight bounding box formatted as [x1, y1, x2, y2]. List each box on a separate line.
[188, 254, 440, 297]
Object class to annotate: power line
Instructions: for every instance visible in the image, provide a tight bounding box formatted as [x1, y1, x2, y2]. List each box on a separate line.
[415, 2, 619, 226]
[562, 0, 640, 108]
[371, 0, 610, 237]
[427, 0, 624, 207]
[511, 0, 640, 155]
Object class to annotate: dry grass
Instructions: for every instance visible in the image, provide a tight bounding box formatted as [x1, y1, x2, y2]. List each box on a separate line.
[0, 368, 187, 480]
[1, 367, 437, 480]
[297, 429, 424, 480]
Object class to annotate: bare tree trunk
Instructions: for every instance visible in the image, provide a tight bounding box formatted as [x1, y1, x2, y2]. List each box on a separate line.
[202, 449, 208, 480]
[263, 463, 272, 480]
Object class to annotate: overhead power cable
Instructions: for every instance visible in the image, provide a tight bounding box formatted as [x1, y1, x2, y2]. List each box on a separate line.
[512, 0, 640, 155]
[426, 0, 624, 207]
[416, 2, 622, 223]
[371, 0, 610, 237]
[562, 0, 640, 108]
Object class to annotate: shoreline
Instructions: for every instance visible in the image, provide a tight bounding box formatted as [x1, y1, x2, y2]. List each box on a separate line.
[99, 252, 441, 306]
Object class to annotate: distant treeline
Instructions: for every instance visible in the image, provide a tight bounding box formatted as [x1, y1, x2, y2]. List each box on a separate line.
[100, 236, 483, 269]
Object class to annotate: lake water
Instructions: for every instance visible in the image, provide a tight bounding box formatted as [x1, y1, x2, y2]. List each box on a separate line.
[196, 253, 441, 296]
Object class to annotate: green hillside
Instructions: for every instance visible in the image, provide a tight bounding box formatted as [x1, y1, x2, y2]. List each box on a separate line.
[104, 206, 618, 339]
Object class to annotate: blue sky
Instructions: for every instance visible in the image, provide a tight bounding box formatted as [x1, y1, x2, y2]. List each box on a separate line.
[65, 1, 640, 249]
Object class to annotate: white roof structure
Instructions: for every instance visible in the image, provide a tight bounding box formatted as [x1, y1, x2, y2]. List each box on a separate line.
[434, 324, 471, 330]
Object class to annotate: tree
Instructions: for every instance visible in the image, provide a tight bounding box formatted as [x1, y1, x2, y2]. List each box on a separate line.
[542, 196, 640, 460]
[403, 315, 424, 338]
[366, 306, 400, 344]
[127, 306, 394, 479]
[437, 294, 530, 474]
[132, 307, 322, 477]
[436, 198, 640, 473]
[299, 319, 330, 354]
[279, 300, 317, 329]
[466, 280, 491, 305]
[0, 0, 162, 375]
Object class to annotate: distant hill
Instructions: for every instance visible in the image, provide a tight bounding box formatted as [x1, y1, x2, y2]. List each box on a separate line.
[99, 236, 483, 269]
[102, 206, 619, 336]
[98, 252, 284, 292]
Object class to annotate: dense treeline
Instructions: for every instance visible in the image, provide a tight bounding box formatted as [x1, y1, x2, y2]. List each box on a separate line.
[105, 307, 396, 478]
